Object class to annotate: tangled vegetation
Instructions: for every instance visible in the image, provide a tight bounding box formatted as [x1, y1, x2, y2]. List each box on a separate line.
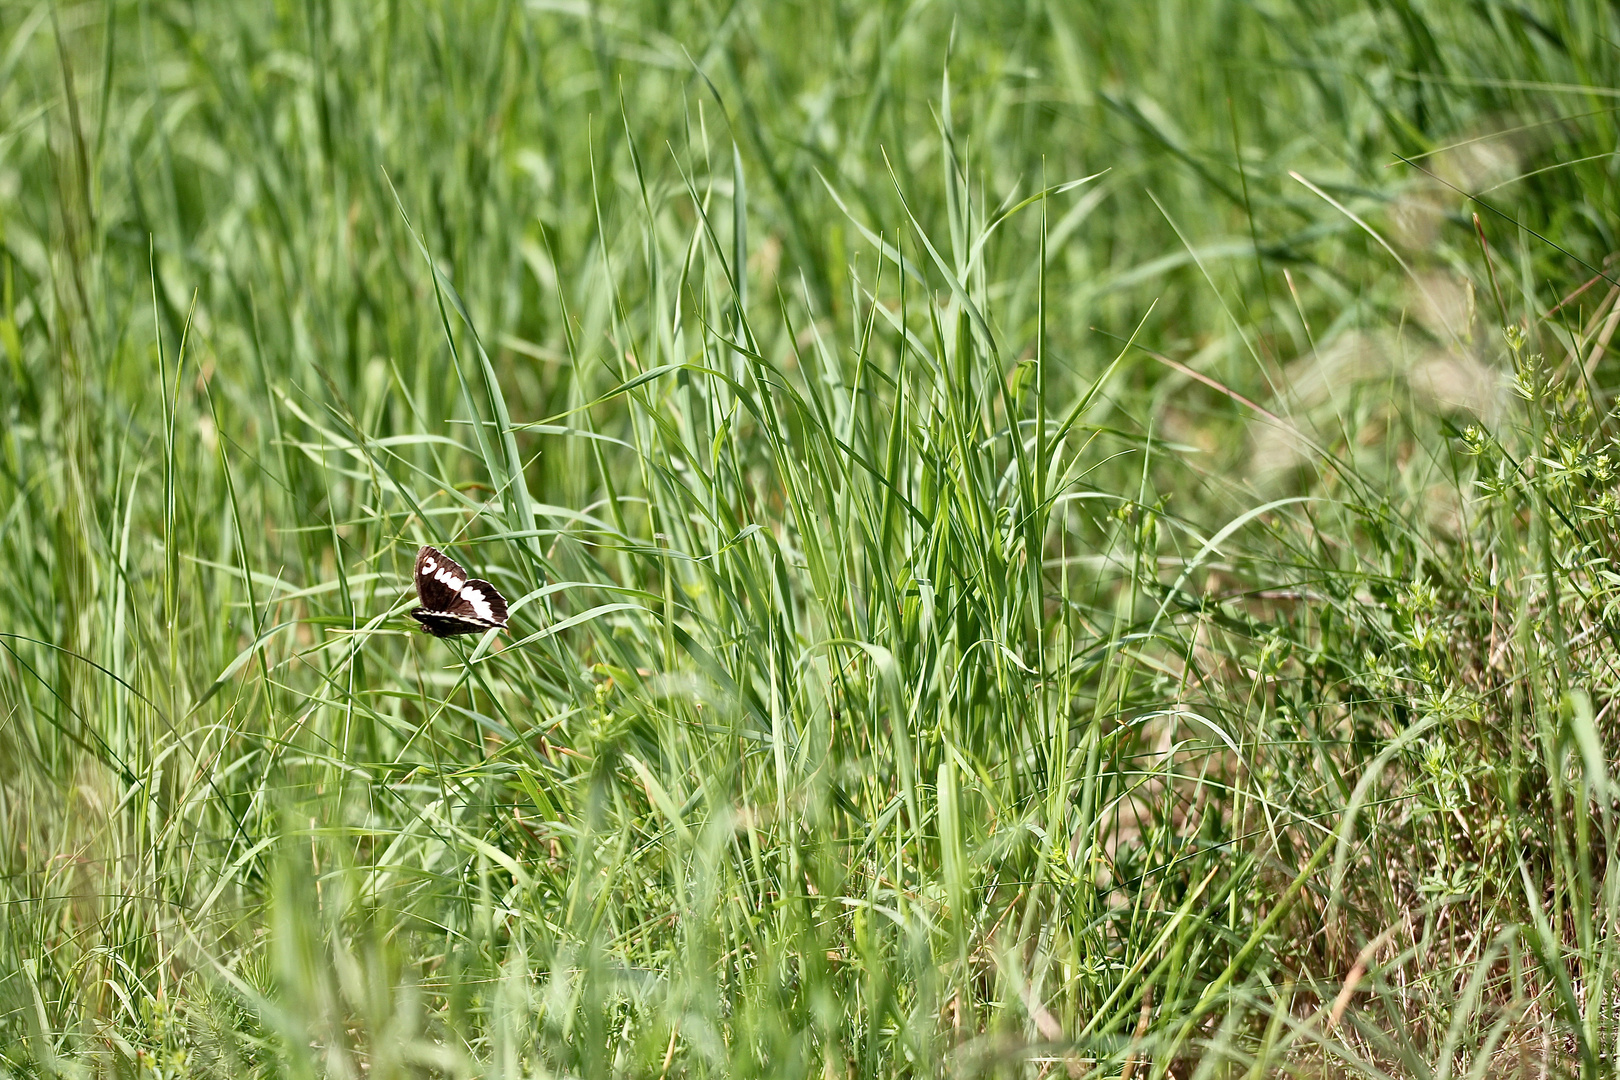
[4, 1, 1620, 1076]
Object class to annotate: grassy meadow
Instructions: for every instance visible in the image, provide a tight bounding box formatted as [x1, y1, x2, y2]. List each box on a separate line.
[6, 1, 1620, 1076]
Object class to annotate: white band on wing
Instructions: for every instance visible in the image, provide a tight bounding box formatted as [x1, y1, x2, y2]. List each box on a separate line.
[461, 586, 494, 622]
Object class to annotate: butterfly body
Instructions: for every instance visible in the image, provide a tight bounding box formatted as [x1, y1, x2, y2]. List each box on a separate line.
[410, 545, 509, 637]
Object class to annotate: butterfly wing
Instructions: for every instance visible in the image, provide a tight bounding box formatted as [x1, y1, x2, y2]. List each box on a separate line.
[410, 545, 510, 637]
[412, 610, 492, 637]
[458, 578, 508, 626]
[414, 546, 469, 610]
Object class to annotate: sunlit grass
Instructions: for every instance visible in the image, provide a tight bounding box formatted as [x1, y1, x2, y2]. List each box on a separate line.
[3, 2, 1620, 1077]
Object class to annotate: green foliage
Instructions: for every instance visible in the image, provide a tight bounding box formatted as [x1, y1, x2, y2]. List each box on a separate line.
[3, 1, 1620, 1077]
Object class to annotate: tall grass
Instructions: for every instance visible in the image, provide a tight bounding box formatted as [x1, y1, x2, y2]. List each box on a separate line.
[4, 1, 1620, 1076]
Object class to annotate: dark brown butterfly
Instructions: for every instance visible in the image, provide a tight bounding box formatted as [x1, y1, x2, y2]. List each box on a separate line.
[410, 545, 509, 637]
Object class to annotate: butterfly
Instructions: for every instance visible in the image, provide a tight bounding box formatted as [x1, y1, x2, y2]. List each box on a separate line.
[410, 545, 510, 637]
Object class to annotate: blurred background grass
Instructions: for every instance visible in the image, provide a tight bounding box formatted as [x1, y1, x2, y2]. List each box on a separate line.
[4, 0, 1620, 1076]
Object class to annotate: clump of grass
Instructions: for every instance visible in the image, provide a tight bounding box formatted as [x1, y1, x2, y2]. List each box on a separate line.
[4, 1, 1620, 1077]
